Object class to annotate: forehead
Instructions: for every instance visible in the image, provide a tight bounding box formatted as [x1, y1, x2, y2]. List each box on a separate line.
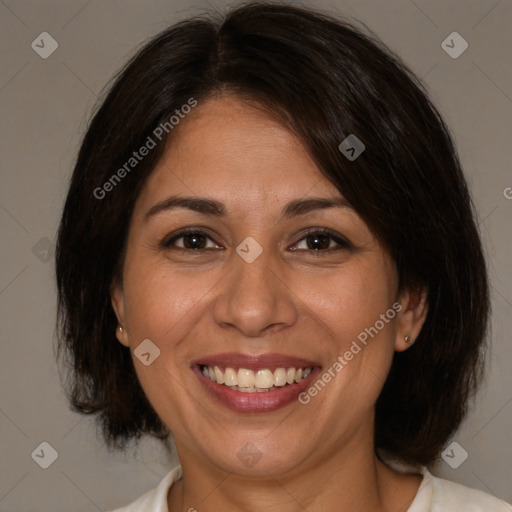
[134, 95, 343, 214]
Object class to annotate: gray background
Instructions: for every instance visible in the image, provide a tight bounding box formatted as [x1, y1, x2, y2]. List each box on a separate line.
[0, 0, 511, 510]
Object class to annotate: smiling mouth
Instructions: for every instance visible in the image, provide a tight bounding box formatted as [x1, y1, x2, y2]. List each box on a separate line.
[199, 365, 314, 392]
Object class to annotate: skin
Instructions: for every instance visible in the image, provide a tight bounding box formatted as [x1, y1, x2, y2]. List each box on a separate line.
[111, 95, 428, 512]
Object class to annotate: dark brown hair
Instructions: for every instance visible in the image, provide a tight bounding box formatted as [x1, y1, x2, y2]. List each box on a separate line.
[55, 2, 489, 466]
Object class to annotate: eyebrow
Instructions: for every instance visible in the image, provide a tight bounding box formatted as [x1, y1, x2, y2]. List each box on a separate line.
[144, 195, 352, 222]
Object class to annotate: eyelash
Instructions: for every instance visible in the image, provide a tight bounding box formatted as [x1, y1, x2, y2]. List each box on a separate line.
[162, 227, 353, 254]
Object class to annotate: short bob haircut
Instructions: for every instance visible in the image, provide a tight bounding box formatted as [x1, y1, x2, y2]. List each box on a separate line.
[55, 2, 489, 467]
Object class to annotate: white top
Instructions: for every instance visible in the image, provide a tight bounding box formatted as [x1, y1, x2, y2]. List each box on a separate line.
[108, 464, 511, 511]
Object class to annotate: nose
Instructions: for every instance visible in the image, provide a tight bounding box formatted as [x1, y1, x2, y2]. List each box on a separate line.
[212, 245, 298, 338]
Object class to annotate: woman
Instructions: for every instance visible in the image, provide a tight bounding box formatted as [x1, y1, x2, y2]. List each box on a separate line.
[55, 3, 511, 511]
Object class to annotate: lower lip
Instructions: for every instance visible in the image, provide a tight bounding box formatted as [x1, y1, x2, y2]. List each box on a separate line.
[193, 365, 321, 413]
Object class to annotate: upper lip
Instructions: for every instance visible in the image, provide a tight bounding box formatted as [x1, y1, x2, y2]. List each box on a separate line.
[191, 352, 321, 371]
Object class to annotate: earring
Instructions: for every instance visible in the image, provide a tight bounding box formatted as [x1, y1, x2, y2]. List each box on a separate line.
[118, 327, 123, 333]
[405, 335, 411, 343]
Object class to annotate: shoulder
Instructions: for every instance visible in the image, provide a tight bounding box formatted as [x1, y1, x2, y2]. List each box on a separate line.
[108, 466, 182, 512]
[429, 472, 511, 511]
[408, 466, 511, 512]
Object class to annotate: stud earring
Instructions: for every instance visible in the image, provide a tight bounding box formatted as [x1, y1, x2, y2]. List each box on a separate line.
[118, 326, 123, 333]
[405, 335, 411, 343]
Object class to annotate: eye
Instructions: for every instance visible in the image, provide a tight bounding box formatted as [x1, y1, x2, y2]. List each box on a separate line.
[290, 228, 352, 252]
[163, 229, 223, 251]
[162, 227, 352, 253]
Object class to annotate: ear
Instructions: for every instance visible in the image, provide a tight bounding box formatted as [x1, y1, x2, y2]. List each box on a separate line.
[394, 285, 428, 352]
[111, 279, 129, 347]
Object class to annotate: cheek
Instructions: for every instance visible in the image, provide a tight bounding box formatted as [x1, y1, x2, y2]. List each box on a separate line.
[120, 262, 205, 431]
[122, 256, 219, 342]
[296, 260, 397, 346]
[294, 258, 398, 408]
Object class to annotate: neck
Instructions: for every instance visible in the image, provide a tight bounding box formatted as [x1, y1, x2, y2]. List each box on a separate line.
[168, 436, 422, 512]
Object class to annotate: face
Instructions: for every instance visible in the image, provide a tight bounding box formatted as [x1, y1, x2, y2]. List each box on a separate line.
[112, 95, 426, 478]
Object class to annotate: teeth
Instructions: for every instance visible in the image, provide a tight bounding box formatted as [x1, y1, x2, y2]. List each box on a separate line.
[237, 387, 258, 393]
[214, 366, 224, 384]
[232, 385, 281, 392]
[224, 367, 237, 387]
[274, 368, 287, 387]
[238, 368, 254, 388]
[201, 365, 314, 391]
[255, 369, 274, 389]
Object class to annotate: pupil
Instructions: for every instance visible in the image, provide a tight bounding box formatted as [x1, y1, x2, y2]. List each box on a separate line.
[184, 234, 205, 249]
[307, 234, 329, 250]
